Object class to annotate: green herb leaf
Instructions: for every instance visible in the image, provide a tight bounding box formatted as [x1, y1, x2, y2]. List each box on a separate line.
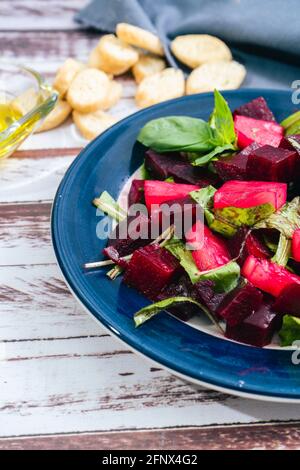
[279, 315, 300, 346]
[133, 296, 220, 328]
[215, 203, 275, 228]
[190, 186, 216, 209]
[190, 143, 235, 166]
[255, 197, 300, 238]
[271, 233, 291, 267]
[165, 237, 240, 292]
[93, 191, 126, 222]
[280, 110, 300, 130]
[165, 237, 202, 283]
[197, 261, 240, 293]
[137, 116, 216, 153]
[209, 89, 236, 145]
[190, 186, 237, 237]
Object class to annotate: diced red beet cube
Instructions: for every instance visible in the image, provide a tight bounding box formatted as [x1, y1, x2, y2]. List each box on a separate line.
[280, 134, 300, 153]
[245, 232, 270, 259]
[227, 226, 249, 266]
[128, 180, 145, 207]
[227, 228, 270, 266]
[123, 244, 181, 300]
[242, 255, 300, 297]
[213, 143, 260, 181]
[234, 115, 283, 149]
[193, 280, 228, 314]
[156, 274, 199, 321]
[214, 180, 287, 211]
[103, 213, 151, 262]
[168, 162, 219, 187]
[292, 229, 300, 262]
[225, 301, 282, 347]
[150, 196, 201, 238]
[185, 221, 231, 271]
[145, 150, 181, 179]
[246, 145, 298, 182]
[217, 281, 263, 326]
[233, 97, 276, 122]
[144, 180, 199, 212]
[274, 283, 300, 318]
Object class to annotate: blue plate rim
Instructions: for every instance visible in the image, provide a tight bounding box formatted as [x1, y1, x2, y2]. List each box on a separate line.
[51, 89, 300, 402]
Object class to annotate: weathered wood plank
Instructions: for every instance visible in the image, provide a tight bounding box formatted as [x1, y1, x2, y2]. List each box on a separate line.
[1, 422, 300, 450]
[0, 264, 103, 340]
[0, 1, 85, 31]
[2, 332, 300, 437]
[0, 155, 73, 203]
[0, 29, 137, 94]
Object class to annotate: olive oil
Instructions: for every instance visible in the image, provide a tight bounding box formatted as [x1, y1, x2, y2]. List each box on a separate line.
[0, 102, 22, 132]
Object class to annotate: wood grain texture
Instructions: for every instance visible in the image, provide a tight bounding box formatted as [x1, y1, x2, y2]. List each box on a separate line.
[0, 4, 299, 444]
[0, 0, 86, 31]
[0, 422, 300, 450]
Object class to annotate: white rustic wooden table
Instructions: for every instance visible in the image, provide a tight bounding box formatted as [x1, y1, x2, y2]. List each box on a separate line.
[0, 0, 300, 450]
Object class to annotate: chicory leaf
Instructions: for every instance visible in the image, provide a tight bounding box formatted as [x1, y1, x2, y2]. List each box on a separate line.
[279, 315, 300, 346]
[255, 197, 300, 238]
[165, 237, 202, 283]
[190, 186, 216, 210]
[197, 261, 240, 293]
[137, 116, 216, 153]
[280, 110, 300, 130]
[190, 186, 237, 237]
[165, 237, 240, 292]
[93, 191, 126, 222]
[134, 296, 220, 328]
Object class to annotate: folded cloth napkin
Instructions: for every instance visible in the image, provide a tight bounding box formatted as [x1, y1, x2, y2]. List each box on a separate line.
[75, 0, 300, 89]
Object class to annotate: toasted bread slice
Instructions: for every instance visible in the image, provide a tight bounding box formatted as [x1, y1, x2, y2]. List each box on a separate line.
[171, 34, 232, 69]
[96, 34, 139, 75]
[36, 99, 71, 132]
[53, 58, 84, 97]
[186, 60, 246, 94]
[116, 23, 164, 56]
[11, 88, 40, 116]
[67, 68, 111, 113]
[73, 109, 117, 140]
[136, 68, 185, 108]
[132, 54, 166, 84]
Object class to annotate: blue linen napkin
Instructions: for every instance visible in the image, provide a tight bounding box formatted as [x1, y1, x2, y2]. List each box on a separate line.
[75, 0, 300, 89]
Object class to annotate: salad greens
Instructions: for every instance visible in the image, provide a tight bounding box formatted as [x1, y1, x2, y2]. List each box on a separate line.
[137, 90, 237, 166]
[279, 315, 300, 346]
[165, 237, 240, 293]
[93, 191, 126, 222]
[133, 296, 220, 329]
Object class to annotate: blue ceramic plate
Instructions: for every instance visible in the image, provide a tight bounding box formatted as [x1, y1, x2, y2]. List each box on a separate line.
[52, 89, 300, 402]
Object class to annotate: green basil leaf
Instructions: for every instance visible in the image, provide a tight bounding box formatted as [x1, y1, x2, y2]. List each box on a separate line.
[190, 144, 235, 167]
[93, 191, 126, 222]
[134, 296, 219, 328]
[197, 261, 240, 293]
[137, 116, 215, 153]
[279, 315, 300, 346]
[209, 89, 236, 145]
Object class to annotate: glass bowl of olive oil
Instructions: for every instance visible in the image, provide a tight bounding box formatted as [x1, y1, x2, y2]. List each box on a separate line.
[0, 63, 58, 159]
